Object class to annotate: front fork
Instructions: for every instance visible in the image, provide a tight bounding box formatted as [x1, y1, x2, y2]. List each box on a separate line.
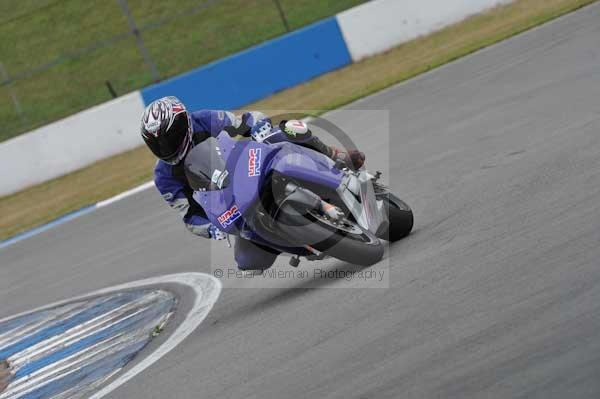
[336, 172, 389, 236]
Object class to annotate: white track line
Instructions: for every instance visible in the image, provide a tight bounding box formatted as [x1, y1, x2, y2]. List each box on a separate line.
[3, 324, 163, 399]
[7, 291, 168, 366]
[0, 303, 86, 349]
[89, 273, 221, 399]
[2, 336, 123, 398]
[96, 181, 154, 208]
[0, 181, 155, 250]
[0, 273, 222, 399]
[9, 306, 149, 369]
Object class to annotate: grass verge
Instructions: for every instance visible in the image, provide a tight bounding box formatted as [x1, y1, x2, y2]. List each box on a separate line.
[0, 0, 363, 142]
[0, 0, 597, 241]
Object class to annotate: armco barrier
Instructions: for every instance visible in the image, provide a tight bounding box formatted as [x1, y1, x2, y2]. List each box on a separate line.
[337, 0, 513, 61]
[141, 17, 351, 110]
[0, 92, 145, 196]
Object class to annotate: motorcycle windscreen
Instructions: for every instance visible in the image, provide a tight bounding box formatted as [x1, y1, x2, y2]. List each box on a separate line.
[184, 137, 230, 191]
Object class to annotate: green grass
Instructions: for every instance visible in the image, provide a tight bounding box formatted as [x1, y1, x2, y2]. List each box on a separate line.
[0, 0, 364, 142]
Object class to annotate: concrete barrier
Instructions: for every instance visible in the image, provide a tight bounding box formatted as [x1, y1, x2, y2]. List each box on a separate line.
[141, 17, 351, 111]
[0, 92, 145, 196]
[337, 0, 513, 61]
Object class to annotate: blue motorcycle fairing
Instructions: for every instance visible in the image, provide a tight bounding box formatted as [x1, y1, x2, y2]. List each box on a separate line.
[193, 137, 279, 234]
[268, 142, 343, 190]
[192, 131, 344, 236]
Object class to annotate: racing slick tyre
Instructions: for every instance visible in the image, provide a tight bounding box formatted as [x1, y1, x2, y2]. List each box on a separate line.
[376, 193, 413, 242]
[275, 204, 384, 266]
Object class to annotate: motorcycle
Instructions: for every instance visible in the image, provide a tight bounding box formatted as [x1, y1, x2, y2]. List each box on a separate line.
[184, 128, 413, 267]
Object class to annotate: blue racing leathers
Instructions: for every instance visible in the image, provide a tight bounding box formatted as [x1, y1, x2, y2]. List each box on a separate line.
[154, 110, 266, 237]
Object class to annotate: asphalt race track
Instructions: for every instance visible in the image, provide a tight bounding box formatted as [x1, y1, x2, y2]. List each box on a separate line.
[2, 4, 600, 398]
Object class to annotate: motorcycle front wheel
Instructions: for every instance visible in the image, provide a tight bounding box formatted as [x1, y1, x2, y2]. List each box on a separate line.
[275, 204, 384, 266]
[376, 193, 414, 242]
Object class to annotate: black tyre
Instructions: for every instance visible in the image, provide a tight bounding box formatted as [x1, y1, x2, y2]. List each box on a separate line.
[377, 193, 413, 242]
[275, 204, 384, 266]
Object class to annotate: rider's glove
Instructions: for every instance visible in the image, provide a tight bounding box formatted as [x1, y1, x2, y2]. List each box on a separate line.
[208, 224, 227, 240]
[348, 150, 366, 169]
[282, 120, 310, 138]
[250, 119, 274, 143]
[329, 146, 366, 170]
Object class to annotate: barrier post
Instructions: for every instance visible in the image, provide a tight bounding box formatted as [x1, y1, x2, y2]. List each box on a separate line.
[0, 62, 26, 124]
[116, 0, 161, 83]
[273, 0, 291, 32]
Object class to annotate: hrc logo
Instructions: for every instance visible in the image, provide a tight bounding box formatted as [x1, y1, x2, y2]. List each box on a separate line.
[218, 205, 241, 228]
[248, 148, 261, 177]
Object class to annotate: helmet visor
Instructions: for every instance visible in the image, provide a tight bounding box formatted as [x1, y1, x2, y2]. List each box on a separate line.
[145, 113, 190, 163]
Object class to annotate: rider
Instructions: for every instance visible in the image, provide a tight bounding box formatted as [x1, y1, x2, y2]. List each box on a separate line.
[140, 96, 364, 271]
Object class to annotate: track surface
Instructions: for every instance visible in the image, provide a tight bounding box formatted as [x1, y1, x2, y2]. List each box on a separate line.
[2, 4, 600, 398]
